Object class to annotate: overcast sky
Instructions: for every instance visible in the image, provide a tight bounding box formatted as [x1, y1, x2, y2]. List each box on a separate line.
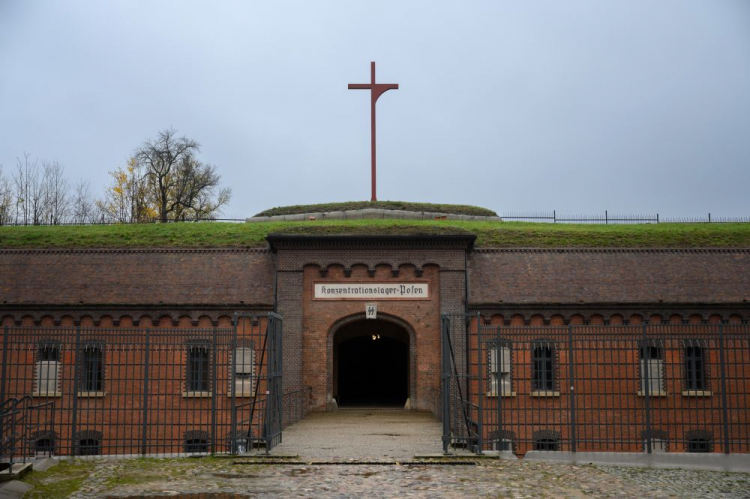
[1, 1, 749, 218]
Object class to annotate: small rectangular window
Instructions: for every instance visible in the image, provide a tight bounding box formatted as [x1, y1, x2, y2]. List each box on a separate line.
[34, 341, 61, 397]
[534, 438, 559, 451]
[639, 346, 664, 395]
[232, 346, 254, 396]
[80, 344, 104, 392]
[532, 345, 555, 392]
[685, 346, 707, 391]
[489, 345, 511, 396]
[187, 344, 211, 392]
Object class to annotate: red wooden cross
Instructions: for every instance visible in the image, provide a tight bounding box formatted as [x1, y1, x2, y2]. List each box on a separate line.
[348, 62, 399, 202]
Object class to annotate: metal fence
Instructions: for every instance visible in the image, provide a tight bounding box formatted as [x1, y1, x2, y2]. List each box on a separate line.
[442, 315, 750, 455]
[501, 211, 750, 224]
[0, 396, 54, 473]
[0, 315, 309, 460]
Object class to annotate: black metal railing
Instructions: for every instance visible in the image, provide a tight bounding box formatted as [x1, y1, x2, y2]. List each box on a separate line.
[442, 315, 750, 455]
[0, 317, 306, 458]
[501, 211, 750, 224]
[0, 396, 55, 472]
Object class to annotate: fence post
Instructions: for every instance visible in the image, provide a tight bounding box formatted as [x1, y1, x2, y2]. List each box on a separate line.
[210, 327, 218, 455]
[441, 316, 450, 454]
[70, 326, 81, 457]
[476, 312, 483, 454]
[605, 210, 608, 225]
[553, 210, 556, 223]
[568, 324, 577, 453]
[656, 213, 659, 224]
[140, 329, 150, 456]
[708, 213, 711, 223]
[497, 326, 503, 457]
[230, 315, 238, 454]
[0, 326, 9, 404]
[642, 324, 652, 454]
[718, 323, 731, 454]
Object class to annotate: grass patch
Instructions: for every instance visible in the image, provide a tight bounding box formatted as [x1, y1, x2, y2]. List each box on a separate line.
[1, 220, 750, 249]
[255, 201, 498, 217]
[21, 460, 96, 499]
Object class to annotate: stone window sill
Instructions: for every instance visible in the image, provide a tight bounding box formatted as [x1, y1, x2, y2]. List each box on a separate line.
[182, 391, 213, 398]
[32, 391, 62, 398]
[77, 391, 106, 398]
[682, 390, 713, 397]
[228, 393, 254, 398]
[486, 391, 517, 398]
[637, 391, 668, 397]
[530, 390, 561, 398]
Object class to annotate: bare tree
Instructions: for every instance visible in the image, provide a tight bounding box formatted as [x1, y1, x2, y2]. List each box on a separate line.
[0, 165, 13, 225]
[135, 129, 199, 222]
[72, 179, 95, 224]
[42, 160, 70, 224]
[13, 153, 46, 225]
[171, 156, 231, 220]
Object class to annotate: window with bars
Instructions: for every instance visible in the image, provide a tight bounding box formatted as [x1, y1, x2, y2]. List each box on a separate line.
[685, 430, 712, 453]
[684, 345, 707, 391]
[488, 343, 511, 396]
[34, 340, 62, 396]
[639, 345, 665, 395]
[184, 430, 210, 453]
[532, 345, 555, 392]
[30, 431, 57, 455]
[80, 343, 104, 393]
[232, 345, 255, 396]
[76, 430, 102, 456]
[533, 430, 561, 451]
[187, 343, 211, 392]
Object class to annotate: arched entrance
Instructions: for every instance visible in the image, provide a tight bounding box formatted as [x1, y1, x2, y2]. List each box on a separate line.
[331, 315, 413, 407]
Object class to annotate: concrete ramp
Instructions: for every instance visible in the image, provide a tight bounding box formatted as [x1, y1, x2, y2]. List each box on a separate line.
[271, 409, 444, 461]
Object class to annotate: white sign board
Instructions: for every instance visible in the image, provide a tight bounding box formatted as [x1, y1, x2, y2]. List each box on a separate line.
[314, 282, 429, 300]
[366, 303, 377, 319]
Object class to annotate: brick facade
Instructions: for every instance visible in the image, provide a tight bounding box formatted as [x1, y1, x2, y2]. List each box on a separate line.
[2, 237, 750, 456]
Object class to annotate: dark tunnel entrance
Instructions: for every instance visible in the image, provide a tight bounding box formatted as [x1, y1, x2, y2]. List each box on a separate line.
[333, 319, 410, 407]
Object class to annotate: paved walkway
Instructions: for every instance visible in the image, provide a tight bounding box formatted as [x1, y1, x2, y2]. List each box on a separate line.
[271, 408, 445, 461]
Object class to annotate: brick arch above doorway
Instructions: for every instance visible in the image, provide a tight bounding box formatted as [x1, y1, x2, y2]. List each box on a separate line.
[326, 312, 418, 410]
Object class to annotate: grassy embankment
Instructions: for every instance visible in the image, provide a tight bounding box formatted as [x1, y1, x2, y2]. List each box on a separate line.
[1, 220, 750, 249]
[255, 201, 498, 217]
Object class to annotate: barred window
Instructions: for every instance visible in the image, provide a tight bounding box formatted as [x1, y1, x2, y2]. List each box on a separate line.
[639, 345, 664, 394]
[533, 430, 561, 451]
[532, 345, 555, 391]
[184, 430, 210, 453]
[488, 343, 511, 396]
[232, 345, 255, 396]
[34, 340, 62, 396]
[80, 343, 104, 392]
[30, 430, 57, 455]
[686, 430, 712, 453]
[76, 430, 102, 456]
[187, 343, 211, 392]
[685, 345, 707, 391]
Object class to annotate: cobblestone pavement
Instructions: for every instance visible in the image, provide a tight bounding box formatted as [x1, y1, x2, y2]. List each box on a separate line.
[56, 457, 750, 499]
[24, 411, 750, 498]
